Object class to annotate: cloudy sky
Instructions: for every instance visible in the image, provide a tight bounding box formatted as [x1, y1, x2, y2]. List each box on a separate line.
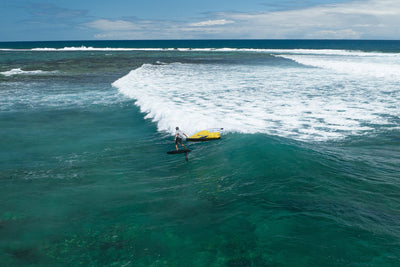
[1, 0, 399, 41]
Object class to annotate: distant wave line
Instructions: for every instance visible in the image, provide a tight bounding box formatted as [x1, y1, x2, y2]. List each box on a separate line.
[0, 68, 58, 76]
[1, 46, 399, 57]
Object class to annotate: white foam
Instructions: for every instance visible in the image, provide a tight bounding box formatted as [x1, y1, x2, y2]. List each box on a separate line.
[29, 46, 173, 52]
[0, 68, 57, 76]
[1, 46, 399, 58]
[278, 54, 400, 79]
[1, 46, 164, 52]
[113, 60, 400, 141]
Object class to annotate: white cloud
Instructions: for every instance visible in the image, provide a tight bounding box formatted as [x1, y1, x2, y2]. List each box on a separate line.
[188, 19, 234, 27]
[84, 0, 400, 40]
[305, 29, 361, 39]
[84, 19, 139, 31]
[211, 0, 400, 39]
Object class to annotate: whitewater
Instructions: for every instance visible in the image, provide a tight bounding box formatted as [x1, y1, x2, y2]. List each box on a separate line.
[113, 49, 400, 141]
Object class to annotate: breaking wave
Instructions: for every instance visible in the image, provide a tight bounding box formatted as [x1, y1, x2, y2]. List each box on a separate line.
[112, 57, 400, 141]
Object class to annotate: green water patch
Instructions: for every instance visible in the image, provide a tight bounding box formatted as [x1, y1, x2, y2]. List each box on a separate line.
[2, 102, 400, 266]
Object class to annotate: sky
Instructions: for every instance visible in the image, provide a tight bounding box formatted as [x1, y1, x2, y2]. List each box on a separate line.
[1, 0, 400, 41]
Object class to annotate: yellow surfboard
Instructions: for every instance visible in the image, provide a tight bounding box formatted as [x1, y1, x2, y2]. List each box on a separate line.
[187, 130, 221, 141]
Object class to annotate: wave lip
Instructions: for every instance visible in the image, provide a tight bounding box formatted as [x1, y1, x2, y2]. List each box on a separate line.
[0, 68, 57, 76]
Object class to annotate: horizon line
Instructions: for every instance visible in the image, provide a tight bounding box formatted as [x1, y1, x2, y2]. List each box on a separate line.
[1, 38, 400, 43]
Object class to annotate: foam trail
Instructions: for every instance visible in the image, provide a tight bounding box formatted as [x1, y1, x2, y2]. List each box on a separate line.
[0, 68, 57, 76]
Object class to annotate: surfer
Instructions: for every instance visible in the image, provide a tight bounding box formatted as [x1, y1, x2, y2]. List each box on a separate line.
[175, 127, 188, 151]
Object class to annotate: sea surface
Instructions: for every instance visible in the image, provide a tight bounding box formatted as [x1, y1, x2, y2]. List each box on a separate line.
[1, 40, 400, 266]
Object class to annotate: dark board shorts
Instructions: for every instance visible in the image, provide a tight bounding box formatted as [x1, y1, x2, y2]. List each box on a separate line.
[175, 137, 183, 145]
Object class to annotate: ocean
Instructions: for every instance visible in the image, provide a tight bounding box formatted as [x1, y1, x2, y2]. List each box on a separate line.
[1, 40, 399, 266]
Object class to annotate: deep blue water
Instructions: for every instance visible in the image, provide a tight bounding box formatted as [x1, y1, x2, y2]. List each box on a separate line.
[1, 40, 400, 266]
[1, 39, 400, 51]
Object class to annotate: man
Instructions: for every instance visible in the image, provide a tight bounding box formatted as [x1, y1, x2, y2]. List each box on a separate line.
[175, 127, 188, 151]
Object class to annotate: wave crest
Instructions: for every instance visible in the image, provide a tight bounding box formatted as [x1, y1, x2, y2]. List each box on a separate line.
[0, 68, 58, 76]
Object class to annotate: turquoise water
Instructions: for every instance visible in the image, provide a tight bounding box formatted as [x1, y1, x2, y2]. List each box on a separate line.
[1, 40, 400, 266]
